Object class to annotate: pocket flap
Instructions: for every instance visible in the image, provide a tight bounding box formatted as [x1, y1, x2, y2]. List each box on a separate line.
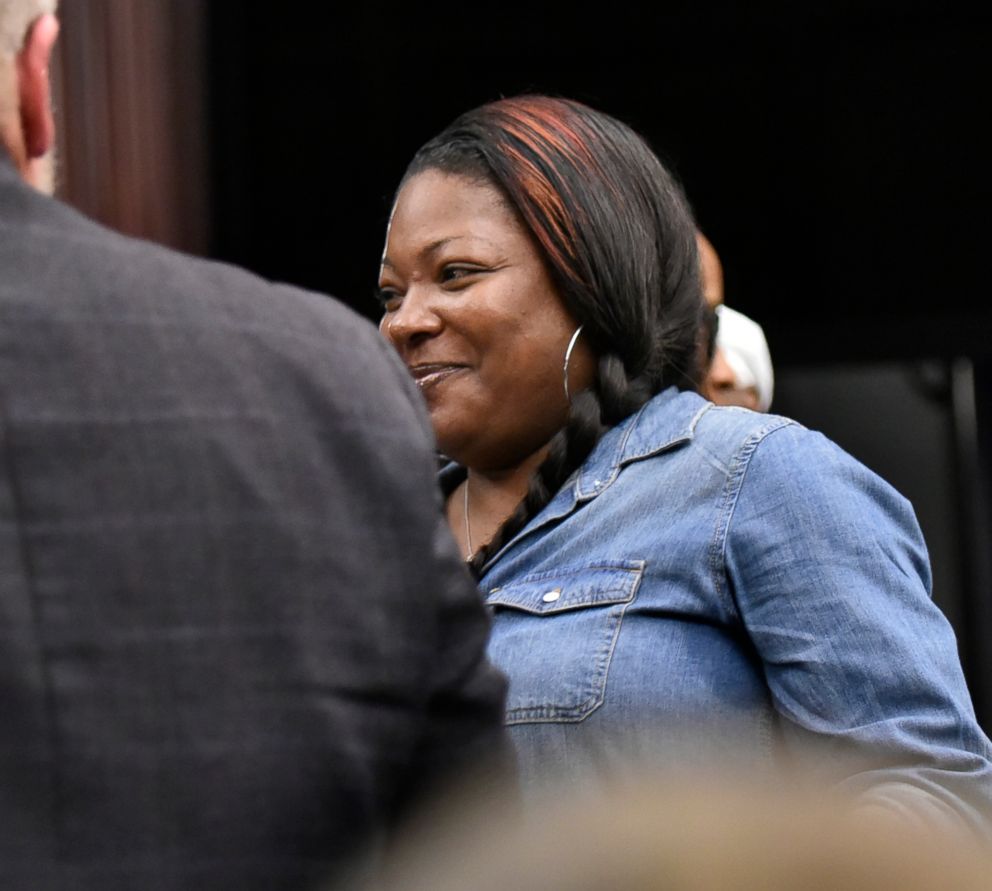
[487, 560, 644, 615]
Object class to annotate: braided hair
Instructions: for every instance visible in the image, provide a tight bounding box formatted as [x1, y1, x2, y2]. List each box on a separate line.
[400, 96, 704, 577]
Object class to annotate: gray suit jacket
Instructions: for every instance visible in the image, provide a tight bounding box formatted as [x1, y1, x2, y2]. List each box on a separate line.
[0, 156, 508, 889]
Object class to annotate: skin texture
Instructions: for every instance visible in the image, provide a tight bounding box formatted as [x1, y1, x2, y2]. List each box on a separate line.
[379, 170, 596, 556]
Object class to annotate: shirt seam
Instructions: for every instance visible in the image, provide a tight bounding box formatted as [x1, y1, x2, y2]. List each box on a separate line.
[710, 418, 797, 621]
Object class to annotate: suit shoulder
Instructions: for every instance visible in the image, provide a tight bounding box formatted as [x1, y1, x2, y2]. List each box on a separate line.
[9, 192, 385, 357]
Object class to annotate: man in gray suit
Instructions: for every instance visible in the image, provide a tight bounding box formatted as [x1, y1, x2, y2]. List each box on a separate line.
[0, 3, 508, 888]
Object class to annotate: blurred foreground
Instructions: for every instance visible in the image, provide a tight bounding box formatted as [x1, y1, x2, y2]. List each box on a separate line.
[352, 769, 992, 891]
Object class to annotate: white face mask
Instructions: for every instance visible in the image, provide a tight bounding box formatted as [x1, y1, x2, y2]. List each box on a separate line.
[714, 305, 775, 411]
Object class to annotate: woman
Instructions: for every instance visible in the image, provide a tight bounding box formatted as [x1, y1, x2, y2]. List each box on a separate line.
[377, 96, 992, 829]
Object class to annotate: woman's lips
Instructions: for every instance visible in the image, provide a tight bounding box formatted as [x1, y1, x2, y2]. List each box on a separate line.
[408, 364, 468, 390]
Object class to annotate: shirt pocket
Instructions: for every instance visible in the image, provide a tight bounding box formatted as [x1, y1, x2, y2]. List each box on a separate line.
[486, 560, 644, 724]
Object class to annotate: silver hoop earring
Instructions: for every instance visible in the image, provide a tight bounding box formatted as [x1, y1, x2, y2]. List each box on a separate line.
[563, 324, 584, 403]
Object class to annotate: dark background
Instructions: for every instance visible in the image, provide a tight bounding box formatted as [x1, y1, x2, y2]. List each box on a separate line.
[207, 1, 989, 364]
[203, 1, 991, 724]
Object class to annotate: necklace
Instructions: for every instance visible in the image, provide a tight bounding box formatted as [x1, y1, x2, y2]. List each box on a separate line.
[463, 476, 474, 560]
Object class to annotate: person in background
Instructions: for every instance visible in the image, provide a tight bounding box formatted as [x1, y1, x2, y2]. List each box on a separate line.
[377, 94, 992, 834]
[696, 231, 774, 410]
[0, 3, 507, 888]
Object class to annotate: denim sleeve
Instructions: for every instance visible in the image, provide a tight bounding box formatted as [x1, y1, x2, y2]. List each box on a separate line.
[722, 422, 992, 834]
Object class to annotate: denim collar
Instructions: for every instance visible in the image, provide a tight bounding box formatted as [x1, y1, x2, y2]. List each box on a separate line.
[439, 387, 708, 505]
[438, 387, 707, 501]
[467, 388, 709, 571]
[572, 387, 709, 500]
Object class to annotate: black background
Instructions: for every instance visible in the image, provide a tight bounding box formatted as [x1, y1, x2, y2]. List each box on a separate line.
[207, 0, 989, 366]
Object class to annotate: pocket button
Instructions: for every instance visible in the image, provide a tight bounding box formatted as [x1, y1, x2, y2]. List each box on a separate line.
[542, 588, 562, 603]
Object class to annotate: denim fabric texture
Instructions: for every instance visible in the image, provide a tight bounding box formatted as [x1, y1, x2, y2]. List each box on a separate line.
[442, 387, 992, 830]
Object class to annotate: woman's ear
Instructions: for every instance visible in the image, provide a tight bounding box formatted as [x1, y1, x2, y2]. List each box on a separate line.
[16, 13, 59, 159]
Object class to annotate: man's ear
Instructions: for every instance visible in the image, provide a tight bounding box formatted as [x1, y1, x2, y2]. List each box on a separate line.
[16, 13, 59, 159]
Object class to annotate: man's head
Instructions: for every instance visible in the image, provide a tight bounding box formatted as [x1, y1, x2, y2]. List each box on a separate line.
[0, 0, 58, 191]
[695, 230, 774, 411]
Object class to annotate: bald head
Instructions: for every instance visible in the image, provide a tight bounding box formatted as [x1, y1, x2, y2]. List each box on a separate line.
[0, 0, 58, 190]
[696, 231, 724, 310]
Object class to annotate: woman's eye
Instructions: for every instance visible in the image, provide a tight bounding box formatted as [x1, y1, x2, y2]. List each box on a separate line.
[441, 265, 482, 285]
[375, 287, 402, 312]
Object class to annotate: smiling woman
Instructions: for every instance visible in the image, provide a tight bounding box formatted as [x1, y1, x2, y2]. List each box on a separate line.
[379, 169, 596, 485]
[379, 97, 702, 566]
[377, 95, 992, 834]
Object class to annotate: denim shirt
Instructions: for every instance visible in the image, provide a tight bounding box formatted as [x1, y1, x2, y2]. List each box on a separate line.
[442, 387, 992, 829]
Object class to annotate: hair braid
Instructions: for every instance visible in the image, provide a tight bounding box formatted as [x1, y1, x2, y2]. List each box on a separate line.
[468, 355, 653, 577]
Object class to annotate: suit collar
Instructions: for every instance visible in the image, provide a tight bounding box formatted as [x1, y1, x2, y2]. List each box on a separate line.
[0, 150, 21, 184]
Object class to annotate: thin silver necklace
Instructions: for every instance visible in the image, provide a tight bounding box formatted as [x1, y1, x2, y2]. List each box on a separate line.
[463, 476, 474, 561]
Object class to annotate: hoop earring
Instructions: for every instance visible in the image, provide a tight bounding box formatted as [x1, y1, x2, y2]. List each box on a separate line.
[563, 325, 584, 403]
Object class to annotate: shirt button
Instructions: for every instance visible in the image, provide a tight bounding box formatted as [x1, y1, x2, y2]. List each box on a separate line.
[542, 589, 562, 603]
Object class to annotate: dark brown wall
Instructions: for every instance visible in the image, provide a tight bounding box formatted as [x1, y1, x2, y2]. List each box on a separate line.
[52, 0, 209, 255]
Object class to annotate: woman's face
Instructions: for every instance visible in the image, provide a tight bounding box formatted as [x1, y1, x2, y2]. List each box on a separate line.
[379, 170, 595, 472]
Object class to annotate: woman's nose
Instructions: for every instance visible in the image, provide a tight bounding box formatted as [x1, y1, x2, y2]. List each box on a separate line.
[380, 288, 443, 347]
